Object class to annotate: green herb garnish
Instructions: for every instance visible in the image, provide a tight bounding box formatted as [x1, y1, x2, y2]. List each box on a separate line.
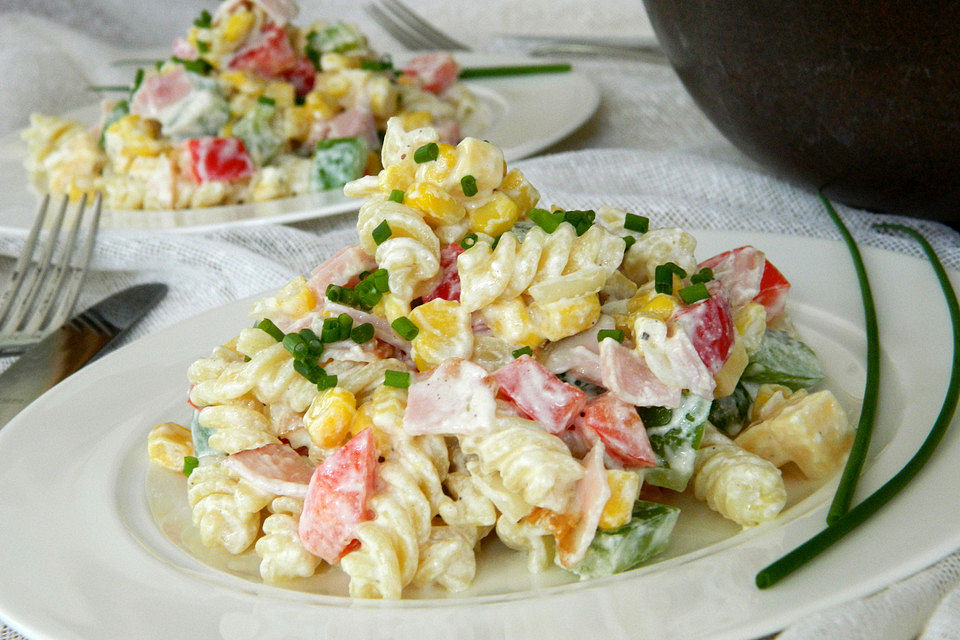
[678, 282, 710, 304]
[388, 189, 405, 203]
[597, 329, 625, 343]
[256, 318, 285, 342]
[460, 233, 478, 250]
[384, 370, 411, 388]
[350, 323, 375, 343]
[372, 220, 392, 245]
[512, 346, 533, 358]
[457, 63, 571, 79]
[182, 456, 199, 477]
[391, 316, 419, 341]
[624, 212, 649, 233]
[413, 142, 439, 163]
[461, 174, 478, 197]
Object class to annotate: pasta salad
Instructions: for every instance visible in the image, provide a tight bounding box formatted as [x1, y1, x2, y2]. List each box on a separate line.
[147, 117, 855, 598]
[21, 0, 478, 211]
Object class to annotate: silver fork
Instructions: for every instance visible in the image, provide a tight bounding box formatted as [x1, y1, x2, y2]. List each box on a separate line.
[0, 194, 102, 355]
[365, 0, 667, 63]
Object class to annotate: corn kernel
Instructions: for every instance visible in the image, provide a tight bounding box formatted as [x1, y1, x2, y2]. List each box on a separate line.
[105, 114, 165, 159]
[415, 143, 457, 184]
[371, 292, 410, 324]
[750, 383, 794, 422]
[320, 53, 362, 70]
[304, 89, 339, 120]
[409, 299, 473, 370]
[304, 387, 357, 448]
[599, 470, 641, 530]
[734, 301, 768, 356]
[378, 162, 416, 192]
[478, 298, 544, 349]
[713, 339, 748, 398]
[148, 422, 194, 472]
[405, 181, 466, 226]
[220, 69, 264, 96]
[530, 294, 601, 341]
[497, 168, 540, 215]
[399, 110, 434, 131]
[263, 81, 296, 109]
[282, 105, 314, 142]
[469, 191, 521, 237]
[223, 10, 255, 43]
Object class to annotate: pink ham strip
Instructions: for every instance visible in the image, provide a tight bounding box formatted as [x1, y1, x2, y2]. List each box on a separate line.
[599, 338, 681, 408]
[130, 66, 192, 120]
[404, 358, 499, 435]
[223, 443, 313, 498]
[557, 442, 611, 569]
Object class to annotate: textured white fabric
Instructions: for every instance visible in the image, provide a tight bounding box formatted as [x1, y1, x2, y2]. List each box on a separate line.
[1, 3, 960, 640]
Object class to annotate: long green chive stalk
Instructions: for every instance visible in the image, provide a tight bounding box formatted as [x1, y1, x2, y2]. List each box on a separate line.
[756, 223, 960, 589]
[820, 194, 881, 525]
[458, 63, 571, 79]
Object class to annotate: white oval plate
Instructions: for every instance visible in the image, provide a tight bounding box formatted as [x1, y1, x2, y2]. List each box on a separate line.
[0, 52, 598, 234]
[0, 231, 957, 640]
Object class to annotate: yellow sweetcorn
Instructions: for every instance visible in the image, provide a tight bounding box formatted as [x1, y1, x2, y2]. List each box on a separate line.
[497, 168, 539, 215]
[734, 301, 767, 356]
[378, 162, 416, 193]
[372, 292, 411, 324]
[104, 115, 165, 160]
[303, 89, 340, 120]
[222, 10, 255, 43]
[469, 191, 521, 237]
[599, 470, 641, 530]
[350, 388, 398, 456]
[530, 294, 601, 341]
[263, 81, 296, 109]
[750, 383, 794, 422]
[713, 339, 748, 398]
[478, 298, 544, 349]
[405, 181, 466, 226]
[304, 387, 357, 448]
[249, 276, 317, 321]
[408, 299, 473, 370]
[415, 143, 458, 185]
[219, 69, 265, 96]
[626, 288, 680, 323]
[399, 110, 434, 131]
[147, 422, 194, 472]
[282, 106, 315, 142]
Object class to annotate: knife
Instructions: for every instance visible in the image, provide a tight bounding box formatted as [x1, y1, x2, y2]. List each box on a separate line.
[0, 282, 167, 427]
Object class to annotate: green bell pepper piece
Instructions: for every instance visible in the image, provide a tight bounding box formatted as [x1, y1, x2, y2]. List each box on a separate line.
[641, 393, 711, 492]
[741, 328, 824, 390]
[311, 137, 369, 191]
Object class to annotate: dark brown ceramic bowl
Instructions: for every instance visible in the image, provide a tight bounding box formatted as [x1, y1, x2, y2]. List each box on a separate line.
[642, 1, 960, 224]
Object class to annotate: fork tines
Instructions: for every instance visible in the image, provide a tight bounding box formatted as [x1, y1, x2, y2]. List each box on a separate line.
[0, 193, 102, 353]
[365, 0, 470, 51]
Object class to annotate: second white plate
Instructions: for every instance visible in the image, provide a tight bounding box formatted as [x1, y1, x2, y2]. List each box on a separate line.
[0, 52, 598, 234]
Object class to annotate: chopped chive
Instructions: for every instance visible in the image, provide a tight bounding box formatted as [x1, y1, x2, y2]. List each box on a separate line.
[173, 56, 213, 75]
[461, 174, 478, 197]
[371, 269, 390, 293]
[512, 346, 533, 358]
[282, 333, 308, 358]
[317, 373, 339, 390]
[360, 57, 394, 71]
[256, 318, 284, 341]
[358, 270, 371, 282]
[413, 142, 439, 163]
[182, 455, 199, 477]
[624, 213, 649, 233]
[597, 329, 625, 343]
[460, 233, 478, 250]
[321, 317, 341, 343]
[337, 313, 353, 338]
[391, 316, 419, 341]
[299, 328, 323, 355]
[257, 95, 275, 106]
[193, 9, 211, 28]
[457, 63, 571, 78]
[388, 189, 405, 203]
[678, 282, 710, 304]
[818, 194, 881, 524]
[372, 220, 392, 245]
[294, 359, 323, 383]
[355, 278, 382, 309]
[351, 322, 375, 343]
[690, 267, 714, 285]
[757, 222, 960, 589]
[529, 208, 562, 233]
[131, 68, 145, 94]
[326, 283, 344, 303]
[384, 370, 411, 388]
[196, 40, 210, 54]
[655, 262, 686, 294]
[622, 235, 637, 251]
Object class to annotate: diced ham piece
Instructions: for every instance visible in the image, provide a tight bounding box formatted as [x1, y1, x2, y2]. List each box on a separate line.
[698, 246, 791, 321]
[423, 242, 464, 302]
[326, 107, 379, 150]
[493, 355, 586, 434]
[673, 280, 734, 374]
[171, 37, 198, 60]
[598, 338, 681, 408]
[754, 259, 791, 321]
[298, 428, 377, 563]
[404, 358, 498, 435]
[130, 66, 193, 121]
[543, 315, 615, 387]
[698, 246, 765, 310]
[434, 118, 461, 145]
[223, 443, 313, 498]
[556, 442, 611, 569]
[402, 52, 460, 94]
[634, 316, 716, 398]
[306, 244, 378, 301]
[183, 137, 255, 182]
[574, 392, 658, 469]
[229, 23, 301, 78]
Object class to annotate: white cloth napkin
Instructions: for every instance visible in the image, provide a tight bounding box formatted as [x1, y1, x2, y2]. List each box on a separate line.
[1, 3, 960, 640]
